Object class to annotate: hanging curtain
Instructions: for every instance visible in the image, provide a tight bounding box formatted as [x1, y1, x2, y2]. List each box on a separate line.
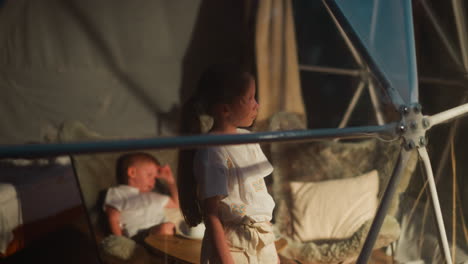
[255, 0, 306, 122]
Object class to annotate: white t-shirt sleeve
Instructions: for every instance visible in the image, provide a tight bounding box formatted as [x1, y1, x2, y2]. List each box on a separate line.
[103, 187, 124, 211]
[237, 129, 273, 177]
[253, 144, 274, 177]
[194, 148, 229, 200]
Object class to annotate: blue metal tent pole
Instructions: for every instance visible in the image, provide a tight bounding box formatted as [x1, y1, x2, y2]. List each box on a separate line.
[357, 148, 411, 264]
[0, 123, 397, 159]
[403, 0, 419, 104]
[323, 0, 405, 108]
[321, 0, 388, 127]
[321, 0, 365, 68]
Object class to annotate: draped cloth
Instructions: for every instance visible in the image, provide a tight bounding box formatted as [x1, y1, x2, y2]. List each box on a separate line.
[255, 0, 306, 122]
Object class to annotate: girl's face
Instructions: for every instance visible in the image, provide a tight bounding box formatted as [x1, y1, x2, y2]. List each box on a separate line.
[128, 161, 158, 192]
[227, 79, 259, 127]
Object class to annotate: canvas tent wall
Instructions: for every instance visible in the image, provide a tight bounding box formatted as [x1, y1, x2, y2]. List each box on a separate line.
[0, 0, 307, 145]
[0, 0, 256, 144]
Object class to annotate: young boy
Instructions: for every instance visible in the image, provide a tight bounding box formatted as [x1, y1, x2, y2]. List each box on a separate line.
[104, 152, 179, 238]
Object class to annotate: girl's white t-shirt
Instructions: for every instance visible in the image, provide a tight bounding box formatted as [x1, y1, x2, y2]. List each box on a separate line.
[104, 185, 169, 237]
[194, 129, 275, 224]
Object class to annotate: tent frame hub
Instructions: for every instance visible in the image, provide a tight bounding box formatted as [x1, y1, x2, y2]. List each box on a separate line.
[397, 103, 429, 150]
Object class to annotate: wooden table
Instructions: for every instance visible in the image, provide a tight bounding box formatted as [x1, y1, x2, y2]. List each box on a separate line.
[145, 235, 287, 264]
[145, 234, 202, 264]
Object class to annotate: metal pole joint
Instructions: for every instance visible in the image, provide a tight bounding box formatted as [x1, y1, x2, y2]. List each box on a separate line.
[397, 104, 429, 150]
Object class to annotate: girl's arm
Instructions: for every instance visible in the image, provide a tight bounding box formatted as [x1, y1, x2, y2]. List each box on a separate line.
[204, 196, 234, 264]
[105, 205, 123, 236]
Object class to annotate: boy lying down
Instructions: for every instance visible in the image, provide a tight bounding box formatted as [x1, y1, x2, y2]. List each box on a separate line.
[104, 152, 179, 238]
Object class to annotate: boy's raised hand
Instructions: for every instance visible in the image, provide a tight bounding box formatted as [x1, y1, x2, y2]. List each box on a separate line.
[158, 164, 179, 208]
[157, 164, 175, 184]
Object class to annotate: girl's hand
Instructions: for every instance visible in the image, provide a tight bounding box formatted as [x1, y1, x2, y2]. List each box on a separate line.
[158, 165, 175, 184]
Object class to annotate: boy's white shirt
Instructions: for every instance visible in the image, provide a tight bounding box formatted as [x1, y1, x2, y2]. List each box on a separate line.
[104, 185, 169, 237]
[194, 128, 275, 224]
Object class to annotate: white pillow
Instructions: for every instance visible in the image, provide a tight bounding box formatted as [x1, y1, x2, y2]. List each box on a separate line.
[289, 170, 379, 242]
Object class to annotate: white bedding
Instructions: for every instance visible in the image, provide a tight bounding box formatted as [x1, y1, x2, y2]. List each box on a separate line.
[0, 184, 21, 254]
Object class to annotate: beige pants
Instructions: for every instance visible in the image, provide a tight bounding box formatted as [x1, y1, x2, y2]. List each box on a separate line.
[201, 217, 278, 264]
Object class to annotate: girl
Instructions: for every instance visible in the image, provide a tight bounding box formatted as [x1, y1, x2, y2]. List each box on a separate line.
[178, 64, 279, 263]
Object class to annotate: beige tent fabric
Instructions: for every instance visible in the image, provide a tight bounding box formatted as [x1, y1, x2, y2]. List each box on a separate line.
[0, 0, 254, 144]
[0, 0, 202, 144]
[255, 0, 306, 122]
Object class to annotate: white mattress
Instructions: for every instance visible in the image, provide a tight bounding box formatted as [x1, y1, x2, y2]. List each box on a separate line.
[0, 183, 21, 254]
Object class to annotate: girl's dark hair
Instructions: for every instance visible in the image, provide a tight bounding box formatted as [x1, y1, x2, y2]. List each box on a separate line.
[116, 152, 160, 185]
[177, 63, 254, 226]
